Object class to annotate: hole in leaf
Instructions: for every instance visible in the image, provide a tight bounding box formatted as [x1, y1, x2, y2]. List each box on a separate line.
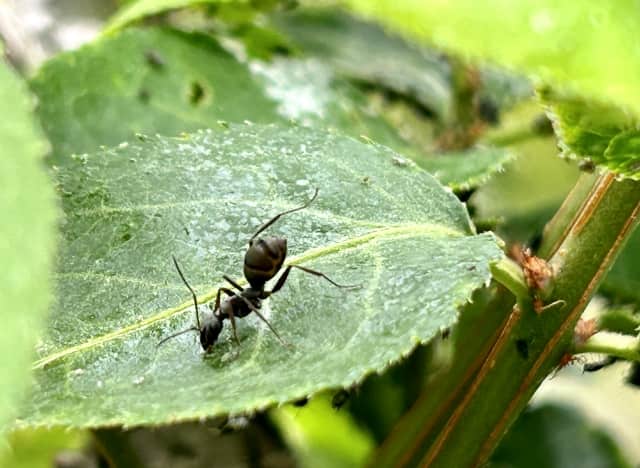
[144, 50, 166, 69]
[188, 81, 207, 106]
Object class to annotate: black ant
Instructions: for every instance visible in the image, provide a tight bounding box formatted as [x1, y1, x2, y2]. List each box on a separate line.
[159, 189, 357, 351]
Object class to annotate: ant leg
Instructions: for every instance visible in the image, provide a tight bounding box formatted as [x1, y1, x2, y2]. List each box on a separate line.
[249, 188, 318, 242]
[222, 275, 243, 293]
[229, 293, 288, 347]
[172, 256, 201, 330]
[269, 264, 359, 294]
[218, 287, 241, 346]
[214, 287, 223, 312]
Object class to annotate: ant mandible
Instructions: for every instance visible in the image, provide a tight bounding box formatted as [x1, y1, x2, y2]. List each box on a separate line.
[159, 189, 356, 351]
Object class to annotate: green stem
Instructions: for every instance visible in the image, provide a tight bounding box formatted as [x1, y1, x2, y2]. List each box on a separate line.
[489, 258, 528, 301]
[575, 332, 640, 362]
[374, 173, 640, 467]
[538, 171, 599, 258]
[370, 285, 515, 468]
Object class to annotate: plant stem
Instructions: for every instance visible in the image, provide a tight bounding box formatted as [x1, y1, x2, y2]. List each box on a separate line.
[489, 257, 528, 301]
[374, 173, 640, 467]
[538, 171, 599, 258]
[370, 286, 515, 467]
[575, 332, 640, 362]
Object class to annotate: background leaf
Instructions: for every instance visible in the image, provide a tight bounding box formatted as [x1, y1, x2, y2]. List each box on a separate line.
[29, 27, 281, 164]
[343, 0, 640, 119]
[539, 87, 640, 180]
[271, 396, 374, 468]
[17, 124, 502, 428]
[0, 428, 87, 468]
[601, 228, 640, 306]
[31, 25, 513, 192]
[417, 147, 514, 192]
[29, 27, 410, 165]
[491, 404, 630, 468]
[104, 0, 235, 33]
[271, 8, 453, 122]
[471, 101, 580, 242]
[0, 59, 57, 431]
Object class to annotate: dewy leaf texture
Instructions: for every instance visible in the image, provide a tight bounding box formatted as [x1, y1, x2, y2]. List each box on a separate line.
[17, 125, 502, 428]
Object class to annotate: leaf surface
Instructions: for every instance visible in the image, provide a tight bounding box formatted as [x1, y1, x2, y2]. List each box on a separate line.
[18, 124, 502, 428]
[539, 88, 640, 180]
[271, 397, 374, 468]
[104, 0, 235, 33]
[0, 60, 57, 428]
[472, 102, 580, 242]
[30, 27, 407, 166]
[344, 0, 640, 119]
[31, 26, 509, 191]
[271, 8, 453, 121]
[417, 147, 514, 192]
[30, 27, 281, 163]
[601, 227, 640, 305]
[491, 404, 629, 468]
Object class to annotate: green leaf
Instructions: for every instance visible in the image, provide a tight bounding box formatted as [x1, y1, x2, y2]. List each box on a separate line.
[31, 25, 509, 191]
[0, 60, 57, 430]
[17, 124, 502, 428]
[30, 27, 413, 167]
[491, 404, 630, 468]
[104, 0, 235, 34]
[0, 428, 87, 468]
[343, 0, 640, 120]
[417, 147, 514, 192]
[601, 227, 640, 305]
[472, 102, 580, 242]
[539, 87, 640, 179]
[271, 8, 453, 121]
[248, 56, 414, 154]
[271, 396, 374, 468]
[30, 27, 281, 163]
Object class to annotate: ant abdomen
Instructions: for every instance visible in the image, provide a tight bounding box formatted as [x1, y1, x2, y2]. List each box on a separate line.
[243, 237, 287, 288]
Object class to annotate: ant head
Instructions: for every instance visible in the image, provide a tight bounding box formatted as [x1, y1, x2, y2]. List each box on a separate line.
[200, 315, 223, 351]
[244, 237, 287, 288]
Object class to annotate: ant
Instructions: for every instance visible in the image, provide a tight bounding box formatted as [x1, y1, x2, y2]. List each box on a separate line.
[159, 189, 357, 351]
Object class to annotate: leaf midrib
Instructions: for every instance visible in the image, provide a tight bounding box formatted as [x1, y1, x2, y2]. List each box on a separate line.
[34, 222, 466, 370]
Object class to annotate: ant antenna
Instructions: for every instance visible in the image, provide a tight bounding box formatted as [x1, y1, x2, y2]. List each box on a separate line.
[250, 188, 319, 242]
[172, 255, 201, 330]
[157, 326, 199, 347]
[157, 257, 202, 348]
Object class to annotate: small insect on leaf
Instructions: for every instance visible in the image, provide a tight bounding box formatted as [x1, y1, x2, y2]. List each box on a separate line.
[158, 188, 359, 353]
